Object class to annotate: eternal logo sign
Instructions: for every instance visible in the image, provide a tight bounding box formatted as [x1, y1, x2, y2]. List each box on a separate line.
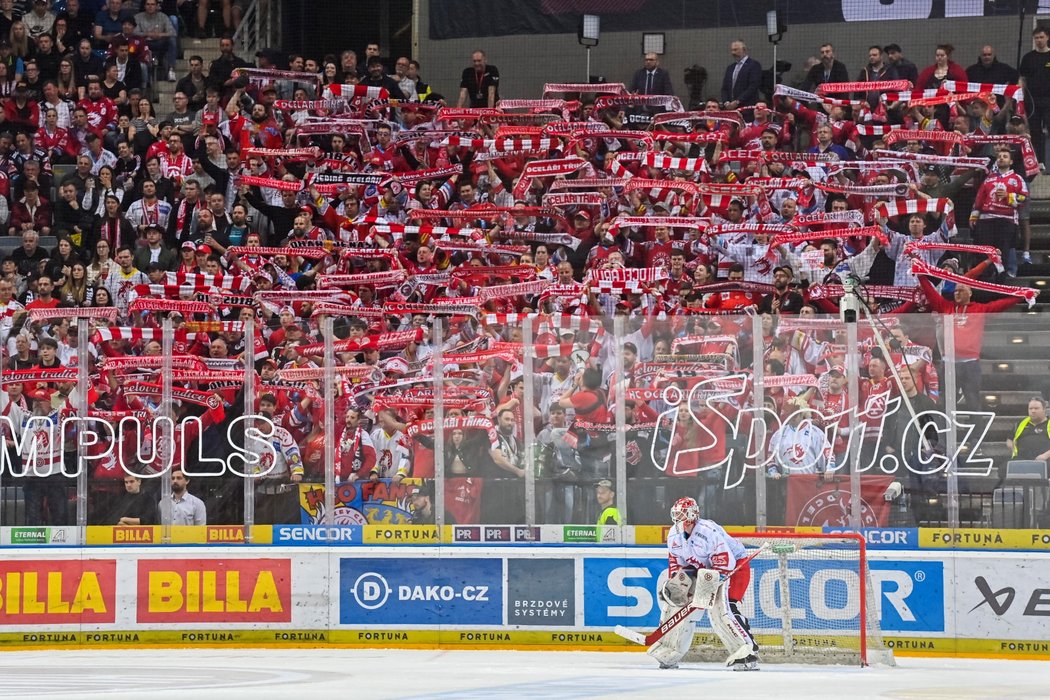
[969, 577, 1050, 617]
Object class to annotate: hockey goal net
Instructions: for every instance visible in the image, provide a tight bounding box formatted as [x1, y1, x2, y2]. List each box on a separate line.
[684, 532, 894, 666]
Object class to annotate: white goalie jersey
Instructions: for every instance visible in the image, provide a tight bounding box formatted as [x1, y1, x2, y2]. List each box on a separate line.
[666, 519, 747, 575]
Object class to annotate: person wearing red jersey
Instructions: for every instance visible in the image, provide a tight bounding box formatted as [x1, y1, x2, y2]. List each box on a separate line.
[970, 147, 1028, 277]
[76, 78, 118, 138]
[918, 274, 1020, 410]
[225, 90, 284, 150]
[37, 108, 78, 163]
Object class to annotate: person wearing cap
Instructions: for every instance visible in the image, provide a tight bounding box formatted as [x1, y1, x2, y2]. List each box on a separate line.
[132, 224, 176, 272]
[409, 482, 436, 525]
[757, 266, 805, 315]
[20, 384, 72, 526]
[595, 479, 624, 526]
[884, 43, 918, 84]
[3, 80, 39, 136]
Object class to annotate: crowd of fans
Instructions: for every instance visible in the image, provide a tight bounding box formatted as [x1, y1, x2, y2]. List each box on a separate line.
[0, 5, 1046, 529]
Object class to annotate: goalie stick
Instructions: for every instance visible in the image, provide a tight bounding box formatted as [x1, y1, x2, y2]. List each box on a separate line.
[614, 543, 771, 646]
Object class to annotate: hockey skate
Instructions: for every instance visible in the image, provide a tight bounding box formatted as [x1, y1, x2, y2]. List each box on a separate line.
[658, 661, 679, 670]
[729, 654, 759, 671]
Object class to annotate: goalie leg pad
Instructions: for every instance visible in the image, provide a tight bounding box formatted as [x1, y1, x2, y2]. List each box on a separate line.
[709, 581, 757, 666]
[646, 594, 697, 668]
[689, 568, 722, 610]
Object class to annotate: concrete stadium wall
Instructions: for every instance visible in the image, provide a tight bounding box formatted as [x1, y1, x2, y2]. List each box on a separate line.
[414, 2, 1025, 104]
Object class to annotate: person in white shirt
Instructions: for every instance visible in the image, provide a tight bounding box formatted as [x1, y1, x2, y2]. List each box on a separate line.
[167, 468, 207, 525]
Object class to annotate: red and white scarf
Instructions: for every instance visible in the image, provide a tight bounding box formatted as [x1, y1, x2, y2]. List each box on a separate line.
[912, 259, 1036, 307]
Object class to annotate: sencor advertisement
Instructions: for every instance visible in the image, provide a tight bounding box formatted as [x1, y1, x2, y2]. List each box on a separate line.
[581, 555, 946, 635]
[338, 558, 502, 625]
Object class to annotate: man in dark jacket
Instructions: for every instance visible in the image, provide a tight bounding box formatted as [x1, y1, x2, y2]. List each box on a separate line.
[629, 53, 675, 95]
[803, 43, 849, 92]
[966, 45, 1019, 86]
[721, 40, 762, 108]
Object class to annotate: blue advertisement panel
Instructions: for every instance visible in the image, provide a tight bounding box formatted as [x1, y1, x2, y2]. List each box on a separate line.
[582, 556, 945, 634]
[338, 558, 502, 625]
[582, 557, 666, 628]
[869, 561, 945, 633]
[273, 525, 359, 545]
[824, 528, 919, 550]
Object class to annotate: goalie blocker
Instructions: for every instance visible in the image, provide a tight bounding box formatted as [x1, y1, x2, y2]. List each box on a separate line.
[647, 497, 759, 671]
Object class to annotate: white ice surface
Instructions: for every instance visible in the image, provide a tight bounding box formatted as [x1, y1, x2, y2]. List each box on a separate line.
[0, 649, 1047, 699]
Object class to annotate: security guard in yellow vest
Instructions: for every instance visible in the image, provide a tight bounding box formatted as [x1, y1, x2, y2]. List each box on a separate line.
[595, 479, 624, 525]
[1007, 397, 1050, 461]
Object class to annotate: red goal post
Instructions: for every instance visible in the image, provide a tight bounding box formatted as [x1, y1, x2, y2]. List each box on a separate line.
[684, 532, 895, 666]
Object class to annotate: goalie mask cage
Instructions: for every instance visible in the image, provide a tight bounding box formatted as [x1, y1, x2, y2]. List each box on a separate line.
[684, 532, 895, 666]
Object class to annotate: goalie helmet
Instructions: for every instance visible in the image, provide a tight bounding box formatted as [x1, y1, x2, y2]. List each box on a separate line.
[670, 497, 700, 524]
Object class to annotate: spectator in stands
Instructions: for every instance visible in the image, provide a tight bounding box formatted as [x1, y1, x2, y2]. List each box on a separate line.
[802, 43, 848, 92]
[206, 36, 250, 99]
[135, 0, 177, 82]
[167, 468, 206, 525]
[71, 38, 102, 88]
[93, 0, 128, 51]
[57, 0, 93, 49]
[23, 0, 54, 40]
[629, 52, 674, 96]
[721, 39, 761, 108]
[967, 45, 1018, 86]
[116, 474, 159, 525]
[1020, 26, 1050, 171]
[458, 50, 498, 108]
[9, 181, 50, 236]
[1007, 397, 1050, 462]
[106, 37, 142, 94]
[916, 43, 968, 91]
[0, 0, 19, 43]
[33, 32, 59, 81]
[3, 80, 37, 134]
[884, 43, 918, 84]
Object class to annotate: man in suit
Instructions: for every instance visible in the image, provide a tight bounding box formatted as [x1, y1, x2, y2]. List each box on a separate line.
[721, 40, 762, 109]
[630, 53, 674, 95]
[803, 43, 849, 92]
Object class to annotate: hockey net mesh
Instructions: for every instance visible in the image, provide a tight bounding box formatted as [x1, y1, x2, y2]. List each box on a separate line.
[684, 534, 894, 666]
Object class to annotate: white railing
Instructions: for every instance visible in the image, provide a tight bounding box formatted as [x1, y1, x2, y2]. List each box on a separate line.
[233, 0, 281, 59]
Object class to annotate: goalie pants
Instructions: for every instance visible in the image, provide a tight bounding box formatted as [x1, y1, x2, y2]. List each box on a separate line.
[727, 560, 750, 603]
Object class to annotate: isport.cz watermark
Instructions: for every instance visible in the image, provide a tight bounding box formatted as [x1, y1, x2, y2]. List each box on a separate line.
[646, 373, 995, 488]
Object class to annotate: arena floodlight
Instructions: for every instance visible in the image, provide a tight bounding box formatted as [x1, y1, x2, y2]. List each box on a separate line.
[642, 33, 665, 55]
[578, 14, 600, 47]
[766, 10, 786, 44]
